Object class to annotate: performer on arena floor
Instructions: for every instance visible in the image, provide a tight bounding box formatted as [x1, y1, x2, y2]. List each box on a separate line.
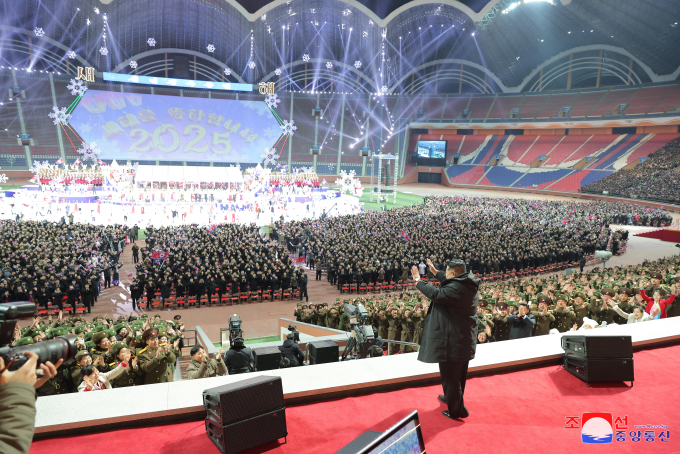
[411, 258, 479, 421]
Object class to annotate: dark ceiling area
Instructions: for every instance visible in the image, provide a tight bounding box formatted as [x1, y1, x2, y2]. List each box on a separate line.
[233, 0, 493, 17]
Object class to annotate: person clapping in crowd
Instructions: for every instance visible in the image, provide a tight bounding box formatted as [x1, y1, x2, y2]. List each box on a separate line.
[186, 345, 227, 379]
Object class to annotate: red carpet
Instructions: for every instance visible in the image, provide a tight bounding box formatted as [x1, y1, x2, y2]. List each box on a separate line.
[30, 344, 680, 454]
[634, 228, 680, 243]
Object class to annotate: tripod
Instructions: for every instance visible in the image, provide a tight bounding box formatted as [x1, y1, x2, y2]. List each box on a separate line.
[341, 335, 360, 361]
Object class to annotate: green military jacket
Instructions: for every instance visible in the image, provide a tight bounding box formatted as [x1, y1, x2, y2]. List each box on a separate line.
[138, 347, 176, 384]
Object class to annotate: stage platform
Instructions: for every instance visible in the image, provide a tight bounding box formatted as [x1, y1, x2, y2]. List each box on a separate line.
[33, 317, 680, 439]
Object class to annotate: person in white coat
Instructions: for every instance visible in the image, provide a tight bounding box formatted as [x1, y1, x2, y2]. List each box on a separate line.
[607, 300, 651, 324]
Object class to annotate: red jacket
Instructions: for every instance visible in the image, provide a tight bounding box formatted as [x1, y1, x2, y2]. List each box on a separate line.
[640, 289, 675, 319]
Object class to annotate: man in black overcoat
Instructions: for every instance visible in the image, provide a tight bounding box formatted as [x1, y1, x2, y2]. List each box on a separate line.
[411, 258, 479, 420]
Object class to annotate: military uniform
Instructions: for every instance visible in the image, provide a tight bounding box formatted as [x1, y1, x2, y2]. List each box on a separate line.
[137, 328, 176, 384]
[531, 309, 555, 336]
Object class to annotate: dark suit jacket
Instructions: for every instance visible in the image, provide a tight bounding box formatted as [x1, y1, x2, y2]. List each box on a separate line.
[508, 314, 536, 339]
[415, 270, 479, 363]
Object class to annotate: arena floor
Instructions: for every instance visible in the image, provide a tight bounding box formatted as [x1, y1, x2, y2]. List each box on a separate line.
[84, 185, 680, 341]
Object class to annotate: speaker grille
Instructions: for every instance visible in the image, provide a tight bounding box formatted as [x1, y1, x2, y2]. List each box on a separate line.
[206, 408, 287, 454]
[203, 375, 284, 425]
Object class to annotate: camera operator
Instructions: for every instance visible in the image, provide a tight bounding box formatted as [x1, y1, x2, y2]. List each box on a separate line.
[280, 333, 305, 367]
[0, 352, 62, 454]
[223, 337, 255, 375]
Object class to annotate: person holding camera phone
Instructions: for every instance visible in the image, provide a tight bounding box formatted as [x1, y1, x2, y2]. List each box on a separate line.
[411, 258, 479, 421]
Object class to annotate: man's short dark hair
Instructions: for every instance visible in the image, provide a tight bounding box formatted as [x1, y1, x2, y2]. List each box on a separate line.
[286, 333, 295, 340]
[447, 260, 466, 275]
[190, 345, 203, 356]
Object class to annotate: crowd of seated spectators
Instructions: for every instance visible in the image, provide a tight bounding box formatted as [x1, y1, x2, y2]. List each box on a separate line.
[581, 137, 680, 203]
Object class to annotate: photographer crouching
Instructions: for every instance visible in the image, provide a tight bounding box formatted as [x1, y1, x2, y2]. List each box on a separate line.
[280, 333, 305, 367]
[411, 259, 479, 421]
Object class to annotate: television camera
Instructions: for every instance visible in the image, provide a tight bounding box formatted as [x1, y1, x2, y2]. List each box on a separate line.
[341, 302, 382, 361]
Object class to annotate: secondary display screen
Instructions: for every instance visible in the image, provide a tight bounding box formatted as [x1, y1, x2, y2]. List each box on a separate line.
[69, 90, 281, 163]
[417, 140, 446, 159]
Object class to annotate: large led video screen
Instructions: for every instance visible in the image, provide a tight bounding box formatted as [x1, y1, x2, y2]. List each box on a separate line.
[69, 90, 281, 163]
[417, 140, 446, 158]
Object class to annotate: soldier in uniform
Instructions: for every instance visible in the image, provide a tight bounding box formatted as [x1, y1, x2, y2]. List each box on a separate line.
[186, 345, 227, 379]
[71, 350, 92, 388]
[90, 331, 113, 373]
[551, 295, 575, 332]
[571, 291, 590, 328]
[137, 327, 176, 384]
[109, 342, 144, 387]
[386, 307, 400, 355]
[492, 301, 512, 341]
[531, 298, 555, 336]
[613, 288, 633, 324]
[399, 307, 415, 353]
[590, 289, 617, 325]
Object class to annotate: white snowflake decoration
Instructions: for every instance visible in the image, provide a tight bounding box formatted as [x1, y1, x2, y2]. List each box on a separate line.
[94, 7, 99, 14]
[265, 93, 281, 109]
[302, 54, 310, 62]
[86, 19, 91, 26]
[261, 14, 266, 21]
[0, 168, 7, 190]
[326, 62, 333, 69]
[381, 29, 387, 39]
[66, 50, 76, 59]
[335, 169, 361, 194]
[381, 85, 388, 93]
[261, 148, 279, 166]
[48, 106, 71, 126]
[362, 31, 368, 38]
[130, 60, 138, 69]
[29, 160, 50, 174]
[248, 61, 256, 69]
[77, 142, 101, 162]
[354, 60, 362, 69]
[147, 37, 156, 46]
[34, 27, 45, 37]
[206, 44, 215, 53]
[224, 68, 231, 76]
[66, 79, 87, 96]
[280, 119, 297, 135]
[312, 192, 323, 203]
[368, 20, 374, 26]
[99, 47, 108, 56]
[343, 9, 352, 16]
[275, 68, 282, 76]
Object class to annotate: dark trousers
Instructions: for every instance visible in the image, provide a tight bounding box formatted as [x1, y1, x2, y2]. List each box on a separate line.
[439, 360, 469, 417]
[133, 254, 139, 264]
[316, 269, 322, 280]
[104, 275, 111, 288]
[299, 287, 308, 302]
[131, 297, 137, 310]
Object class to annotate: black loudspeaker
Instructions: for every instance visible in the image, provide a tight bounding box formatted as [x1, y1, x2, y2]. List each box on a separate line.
[562, 336, 633, 360]
[308, 340, 338, 365]
[564, 357, 634, 386]
[252, 346, 282, 371]
[174, 56, 190, 79]
[206, 408, 287, 454]
[561, 335, 633, 387]
[203, 375, 284, 425]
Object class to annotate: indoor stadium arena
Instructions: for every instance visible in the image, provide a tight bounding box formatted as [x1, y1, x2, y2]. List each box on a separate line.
[0, 0, 679, 453]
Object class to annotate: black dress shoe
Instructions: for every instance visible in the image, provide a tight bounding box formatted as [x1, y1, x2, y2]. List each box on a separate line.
[442, 409, 470, 420]
[438, 394, 447, 404]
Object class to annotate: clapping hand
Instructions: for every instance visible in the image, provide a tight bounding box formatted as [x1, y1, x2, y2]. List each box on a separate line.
[131, 357, 138, 369]
[173, 339, 180, 350]
[410, 266, 420, 281]
[484, 325, 492, 337]
[607, 300, 617, 308]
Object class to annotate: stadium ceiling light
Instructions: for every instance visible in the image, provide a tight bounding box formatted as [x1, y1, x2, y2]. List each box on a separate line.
[568, 31, 571, 34]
